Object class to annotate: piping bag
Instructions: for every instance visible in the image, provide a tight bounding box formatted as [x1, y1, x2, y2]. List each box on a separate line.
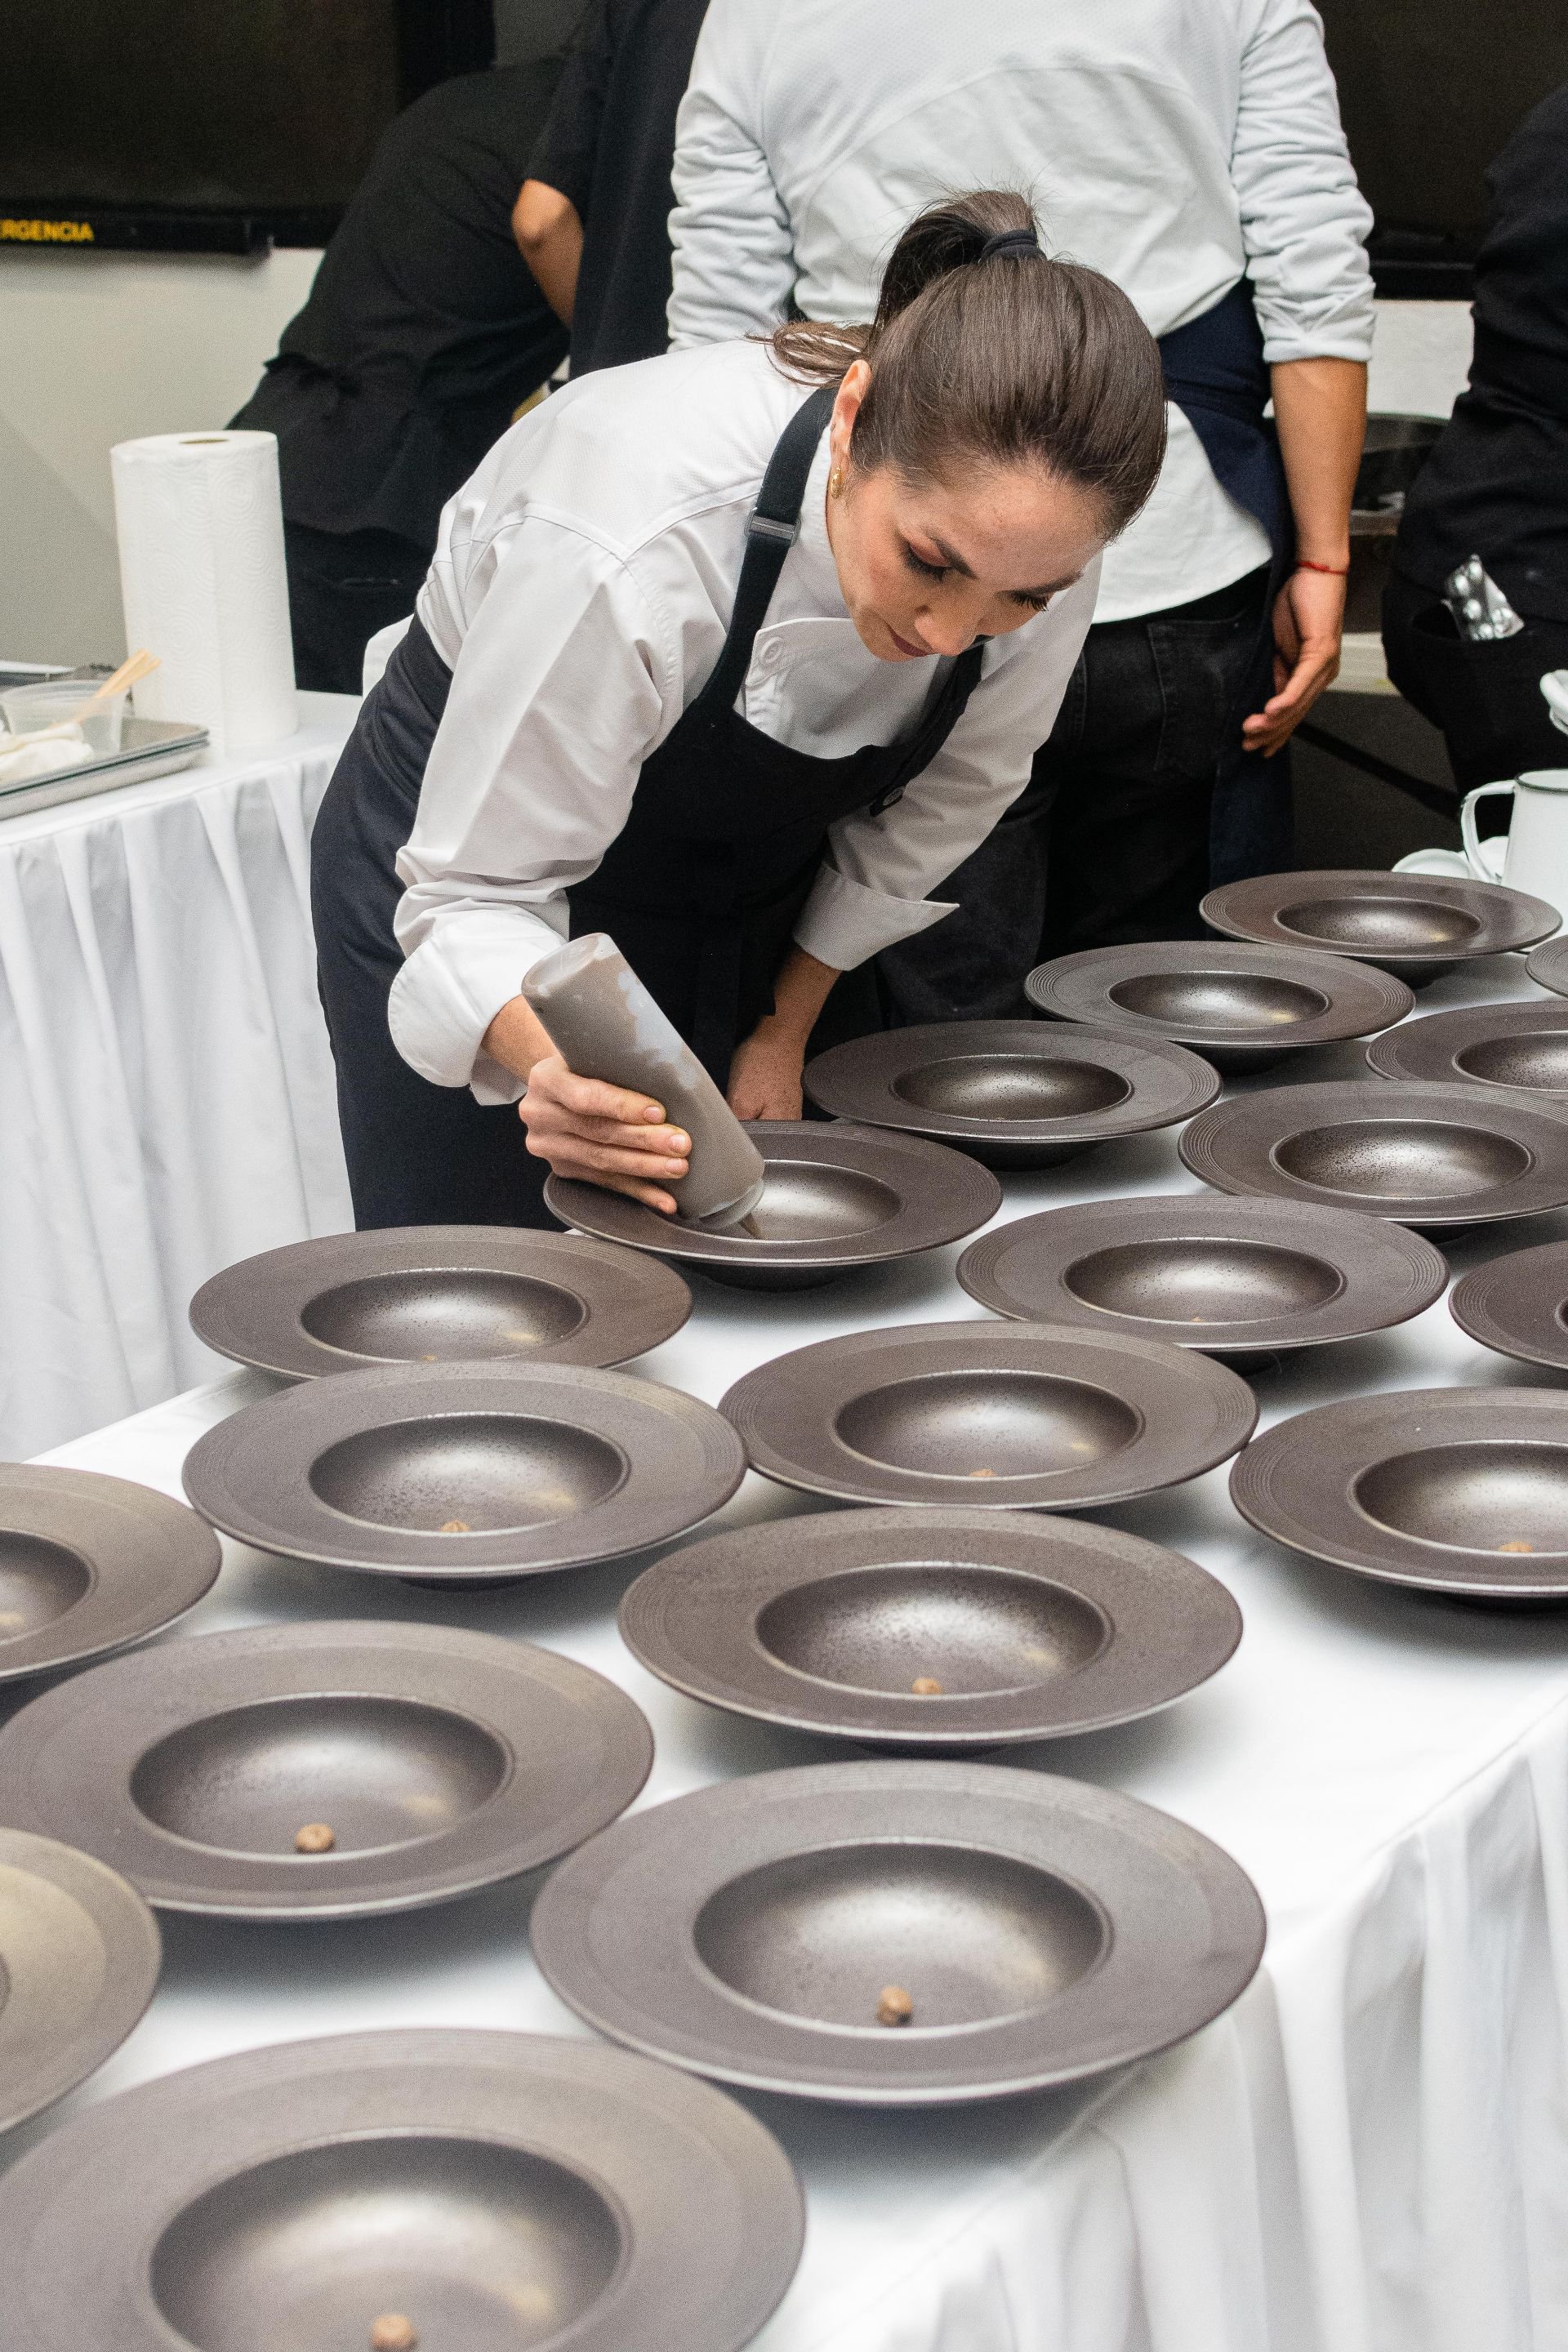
[520, 934, 767, 1229]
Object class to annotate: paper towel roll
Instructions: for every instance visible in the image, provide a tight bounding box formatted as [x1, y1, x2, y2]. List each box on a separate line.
[111, 430, 297, 754]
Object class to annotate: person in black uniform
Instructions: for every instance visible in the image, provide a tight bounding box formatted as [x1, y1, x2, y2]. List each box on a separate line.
[1384, 83, 1568, 790]
[229, 60, 570, 693]
[511, 0, 710, 373]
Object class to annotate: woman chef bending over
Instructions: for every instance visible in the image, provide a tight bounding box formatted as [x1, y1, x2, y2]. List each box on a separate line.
[311, 192, 1166, 1229]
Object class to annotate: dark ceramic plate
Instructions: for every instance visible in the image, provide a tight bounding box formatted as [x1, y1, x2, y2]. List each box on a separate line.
[0, 1620, 653, 1918]
[532, 1761, 1266, 2105]
[801, 1019, 1218, 1168]
[1526, 934, 1568, 998]
[1231, 1385, 1568, 1598]
[1200, 869, 1557, 985]
[1025, 940, 1414, 1073]
[719, 1320, 1257, 1511]
[1178, 1079, 1568, 1230]
[619, 1506, 1241, 1749]
[189, 1225, 693, 1379]
[547, 1120, 1000, 1290]
[957, 1194, 1448, 1361]
[0, 1829, 160, 2134]
[182, 1358, 746, 1585]
[0, 2029, 804, 2352]
[1450, 1237, 1568, 1374]
[1366, 1000, 1568, 1094]
[0, 1464, 220, 1685]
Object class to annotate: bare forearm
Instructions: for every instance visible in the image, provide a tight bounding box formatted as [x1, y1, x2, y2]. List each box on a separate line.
[763, 945, 840, 1043]
[1270, 357, 1365, 567]
[481, 993, 559, 1081]
[511, 180, 584, 325]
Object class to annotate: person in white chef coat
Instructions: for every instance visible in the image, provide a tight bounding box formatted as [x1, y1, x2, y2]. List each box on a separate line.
[311, 191, 1168, 1231]
[666, 0, 1374, 1013]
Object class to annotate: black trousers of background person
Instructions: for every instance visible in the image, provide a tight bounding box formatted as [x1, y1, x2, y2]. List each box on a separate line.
[284, 521, 430, 695]
[880, 565, 1272, 1023]
[1383, 568, 1568, 795]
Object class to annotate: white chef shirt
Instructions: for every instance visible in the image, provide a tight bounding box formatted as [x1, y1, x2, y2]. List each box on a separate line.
[393, 336, 1098, 1102]
[666, 0, 1374, 621]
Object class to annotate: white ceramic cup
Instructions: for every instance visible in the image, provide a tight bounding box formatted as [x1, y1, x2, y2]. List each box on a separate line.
[1461, 769, 1568, 923]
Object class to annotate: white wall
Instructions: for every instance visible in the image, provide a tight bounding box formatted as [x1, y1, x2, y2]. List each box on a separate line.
[0, 261, 1474, 673]
[0, 246, 321, 666]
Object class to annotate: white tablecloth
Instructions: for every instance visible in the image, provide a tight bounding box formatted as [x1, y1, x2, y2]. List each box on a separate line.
[11, 948, 1568, 2351]
[0, 694, 358, 1459]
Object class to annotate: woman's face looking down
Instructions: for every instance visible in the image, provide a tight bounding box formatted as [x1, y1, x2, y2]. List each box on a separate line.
[824, 359, 1107, 665]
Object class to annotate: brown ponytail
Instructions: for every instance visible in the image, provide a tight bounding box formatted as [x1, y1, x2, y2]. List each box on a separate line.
[771, 190, 1166, 537]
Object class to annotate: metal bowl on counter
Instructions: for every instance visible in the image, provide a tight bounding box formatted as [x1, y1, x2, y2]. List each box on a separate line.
[719, 1319, 1256, 1512]
[1200, 869, 1557, 986]
[1178, 1079, 1568, 1231]
[1231, 1387, 1568, 1601]
[531, 1761, 1265, 2104]
[182, 1358, 745, 1586]
[958, 1194, 1448, 1363]
[0, 1829, 161, 2135]
[801, 1019, 1218, 1168]
[0, 2030, 804, 2352]
[189, 1225, 693, 1379]
[0, 1620, 653, 1920]
[619, 1505, 1241, 1750]
[1450, 1236, 1568, 1374]
[547, 1120, 1000, 1290]
[1025, 940, 1413, 1074]
[0, 1464, 220, 1686]
[1366, 1000, 1568, 1093]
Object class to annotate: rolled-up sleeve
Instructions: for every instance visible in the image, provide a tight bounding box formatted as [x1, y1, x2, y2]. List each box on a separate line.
[389, 519, 676, 1103]
[793, 562, 1099, 969]
[1231, 0, 1375, 363]
[667, 1, 796, 347]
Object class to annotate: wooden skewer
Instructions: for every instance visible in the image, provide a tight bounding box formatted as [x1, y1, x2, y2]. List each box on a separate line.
[74, 648, 159, 713]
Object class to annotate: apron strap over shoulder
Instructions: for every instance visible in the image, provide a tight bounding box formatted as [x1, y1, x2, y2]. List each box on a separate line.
[691, 382, 838, 720]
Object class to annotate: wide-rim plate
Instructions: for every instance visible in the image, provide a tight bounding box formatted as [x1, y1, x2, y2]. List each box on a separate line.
[531, 1762, 1266, 2104]
[1200, 868, 1557, 976]
[1450, 1236, 1568, 1373]
[182, 1358, 746, 1583]
[0, 1619, 653, 1918]
[1025, 939, 1413, 1070]
[1365, 999, 1568, 1092]
[0, 2029, 804, 2352]
[719, 1320, 1257, 1511]
[1526, 935, 1568, 998]
[1230, 1384, 1568, 1597]
[0, 1828, 161, 2134]
[801, 1019, 1218, 1165]
[619, 1506, 1241, 1748]
[546, 1120, 1001, 1284]
[1178, 1078, 1568, 1227]
[189, 1225, 693, 1379]
[0, 1464, 220, 1685]
[956, 1193, 1448, 1356]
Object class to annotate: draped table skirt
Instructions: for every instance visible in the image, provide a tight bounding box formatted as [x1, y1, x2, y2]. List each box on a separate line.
[21, 943, 1568, 2351]
[0, 693, 358, 1457]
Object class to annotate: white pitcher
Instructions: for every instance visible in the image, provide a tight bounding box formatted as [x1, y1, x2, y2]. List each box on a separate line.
[1460, 769, 1568, 925]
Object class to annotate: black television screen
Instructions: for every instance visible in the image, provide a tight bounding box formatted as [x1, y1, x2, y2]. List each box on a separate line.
[1318, 0, 1568, 292]
[0, 0, 493, 251]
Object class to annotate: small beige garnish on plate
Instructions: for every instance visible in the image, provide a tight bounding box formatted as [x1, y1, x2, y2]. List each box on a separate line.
[439, 1518, 471, 1534]
[294, 1823, 336, 1855]
[1497, 1539, 1535, 1553]
[911, 1677, 943, 1696]
[370, 2318, 418, 2352]
[875, 1985, 914, 2027]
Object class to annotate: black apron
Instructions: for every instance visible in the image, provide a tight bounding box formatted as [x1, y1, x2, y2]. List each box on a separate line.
[1157, 279, 1296, 884]
[311, 383, 984, 1231]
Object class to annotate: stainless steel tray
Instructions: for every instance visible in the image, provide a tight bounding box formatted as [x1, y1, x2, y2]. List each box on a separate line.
[0, 717, 209, 819]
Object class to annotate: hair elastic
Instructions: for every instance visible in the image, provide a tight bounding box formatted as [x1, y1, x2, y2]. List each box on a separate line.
[977, 226, 1041, 263]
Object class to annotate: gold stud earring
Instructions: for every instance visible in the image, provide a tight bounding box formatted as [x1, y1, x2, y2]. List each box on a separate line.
[828, 466, 845, 499]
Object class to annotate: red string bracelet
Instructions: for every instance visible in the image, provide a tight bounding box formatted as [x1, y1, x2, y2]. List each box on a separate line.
[1296, 558, 1351, 576]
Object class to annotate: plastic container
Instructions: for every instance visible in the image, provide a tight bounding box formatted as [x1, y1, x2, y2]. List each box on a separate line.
[521, 933, 767, 1228]
[0, 680, 125, 756]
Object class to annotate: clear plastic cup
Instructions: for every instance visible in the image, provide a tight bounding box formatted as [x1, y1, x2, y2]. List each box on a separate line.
[0, 679, 126, 756]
